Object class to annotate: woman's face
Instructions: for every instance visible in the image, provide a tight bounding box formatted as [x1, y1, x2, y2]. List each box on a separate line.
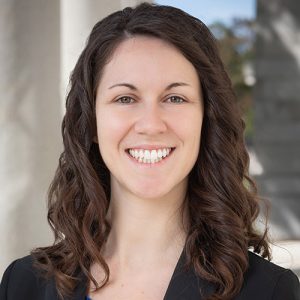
[95, 35, 204, 201]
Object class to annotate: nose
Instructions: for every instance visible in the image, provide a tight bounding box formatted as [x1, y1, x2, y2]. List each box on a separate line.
[134, 102, 167, 135]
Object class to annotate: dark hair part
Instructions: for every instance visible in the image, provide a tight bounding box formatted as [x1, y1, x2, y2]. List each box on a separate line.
[31, 2, 270, 300]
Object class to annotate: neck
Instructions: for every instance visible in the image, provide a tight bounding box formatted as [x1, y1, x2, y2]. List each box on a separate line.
[102, 186, 189, 268]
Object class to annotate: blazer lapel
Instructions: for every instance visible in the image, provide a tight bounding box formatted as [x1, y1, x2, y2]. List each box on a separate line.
[163, 249, 216, 300]
[43, 250, 215, 300]
[45, 272, 87, 300]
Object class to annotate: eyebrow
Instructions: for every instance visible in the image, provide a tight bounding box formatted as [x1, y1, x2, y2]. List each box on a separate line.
[108, 82, 190, 91]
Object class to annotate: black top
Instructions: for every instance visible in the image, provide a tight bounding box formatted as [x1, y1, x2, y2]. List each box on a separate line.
[1, 250, 299, 300]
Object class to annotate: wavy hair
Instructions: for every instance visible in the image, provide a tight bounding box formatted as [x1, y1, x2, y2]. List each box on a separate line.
[31, 2, 271, 300]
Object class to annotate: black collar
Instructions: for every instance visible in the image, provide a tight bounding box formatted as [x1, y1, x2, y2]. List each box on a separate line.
[51, 248, 216, 300]
[163, 248, 215, 299]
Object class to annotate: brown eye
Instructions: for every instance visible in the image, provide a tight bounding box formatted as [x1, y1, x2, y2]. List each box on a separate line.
[167, 96, 186, 104]
[116, 96, 134, 104]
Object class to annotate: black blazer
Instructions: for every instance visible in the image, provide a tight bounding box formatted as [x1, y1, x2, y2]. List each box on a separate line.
[1, 250, 299, 300]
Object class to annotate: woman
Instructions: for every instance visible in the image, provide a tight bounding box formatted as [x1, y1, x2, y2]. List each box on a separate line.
[1, 2, 299, 300]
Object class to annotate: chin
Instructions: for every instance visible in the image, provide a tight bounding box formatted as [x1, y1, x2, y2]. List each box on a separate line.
[130, 184, 172, 201]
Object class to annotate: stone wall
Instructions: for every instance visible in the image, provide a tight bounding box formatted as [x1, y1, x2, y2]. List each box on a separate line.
[254, 0, 300, 239]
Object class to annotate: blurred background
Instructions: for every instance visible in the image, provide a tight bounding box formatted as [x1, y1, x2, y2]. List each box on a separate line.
[1, 0, 299, 279]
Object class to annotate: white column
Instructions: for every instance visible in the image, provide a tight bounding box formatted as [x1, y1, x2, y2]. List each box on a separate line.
[0, 0, 61, 274]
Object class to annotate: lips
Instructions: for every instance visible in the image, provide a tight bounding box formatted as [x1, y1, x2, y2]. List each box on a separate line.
[126, 145, 176, 151]
[125, 147, 176, 160]
[125, 147, 176, 167]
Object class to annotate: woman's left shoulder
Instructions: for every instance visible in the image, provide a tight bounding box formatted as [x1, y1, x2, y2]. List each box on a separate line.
[237, 251, 300, 300]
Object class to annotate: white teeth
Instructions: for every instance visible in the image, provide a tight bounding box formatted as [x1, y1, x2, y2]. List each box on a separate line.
[134, 149, 139, 158]
[157, 149, 163, 158]
[128, 148, 173, 164]
[150, 150, 157, 160]
[138, 149, 144, 158]
[145, 150, 151, 160]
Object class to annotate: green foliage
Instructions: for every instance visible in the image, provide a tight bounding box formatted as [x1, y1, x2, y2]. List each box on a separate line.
[209, 19, 255, 142]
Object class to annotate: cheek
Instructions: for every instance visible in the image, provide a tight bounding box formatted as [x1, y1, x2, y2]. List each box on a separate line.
[174, 109, 203, 139]
[96, 110, 127, 146]
[184, 112, 203, 158]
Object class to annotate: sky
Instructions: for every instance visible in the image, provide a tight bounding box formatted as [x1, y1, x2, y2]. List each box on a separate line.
[154, 0, 256, 26]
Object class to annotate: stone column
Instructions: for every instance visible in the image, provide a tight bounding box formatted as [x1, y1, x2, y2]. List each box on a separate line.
[254, 0, 300, 240]
[0, 0, 61, 273]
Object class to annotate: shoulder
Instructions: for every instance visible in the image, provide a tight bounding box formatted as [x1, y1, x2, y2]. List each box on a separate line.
[0, 255, 87, 300]
[237, 251, 300, 300]
[0, 255, 51, 300]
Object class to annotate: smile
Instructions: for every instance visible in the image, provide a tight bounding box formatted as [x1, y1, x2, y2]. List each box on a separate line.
[125, 147, 176, 167]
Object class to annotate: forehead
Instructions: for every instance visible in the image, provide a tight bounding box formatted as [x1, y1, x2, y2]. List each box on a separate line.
[98, 35, 199, 89]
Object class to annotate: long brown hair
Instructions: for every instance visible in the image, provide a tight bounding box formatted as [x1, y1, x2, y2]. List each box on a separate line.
[31, 2, 271, 299]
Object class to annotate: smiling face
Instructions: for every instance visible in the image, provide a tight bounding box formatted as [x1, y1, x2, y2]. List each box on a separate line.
[95, 35, 204, 202]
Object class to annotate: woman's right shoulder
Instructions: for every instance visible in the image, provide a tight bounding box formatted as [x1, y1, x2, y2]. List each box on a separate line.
[0, 255, 50, 300]
[1, 255, 37, 281]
